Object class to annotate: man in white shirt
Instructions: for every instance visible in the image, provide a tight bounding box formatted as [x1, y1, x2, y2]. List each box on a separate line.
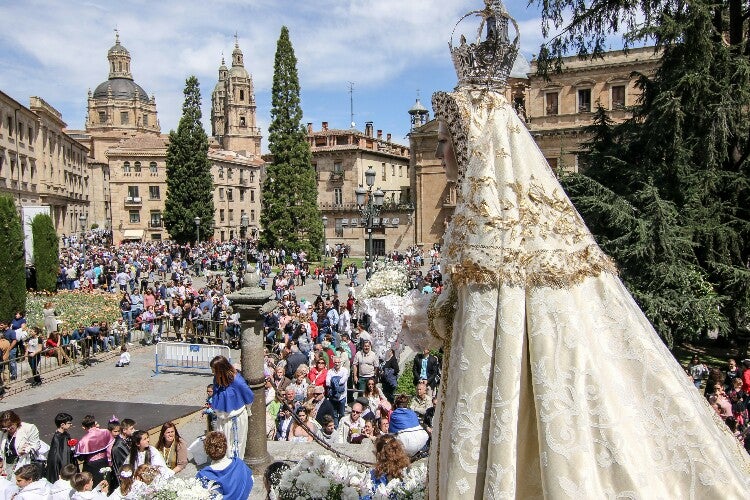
[337, 305, 352, 338]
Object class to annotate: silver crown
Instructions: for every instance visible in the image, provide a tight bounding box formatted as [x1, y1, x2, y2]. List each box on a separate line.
[450, 0, 519, 89]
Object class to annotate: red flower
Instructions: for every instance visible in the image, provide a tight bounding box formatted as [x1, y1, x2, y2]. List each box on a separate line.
[68, 438, 78, 447]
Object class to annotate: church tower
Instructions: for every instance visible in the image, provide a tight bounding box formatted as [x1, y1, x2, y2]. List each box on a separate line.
[211, 36, 261, 156]
[85, 33, 160, 137]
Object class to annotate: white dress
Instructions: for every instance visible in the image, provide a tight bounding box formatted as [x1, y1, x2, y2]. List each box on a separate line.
[424, 88, 750, 499]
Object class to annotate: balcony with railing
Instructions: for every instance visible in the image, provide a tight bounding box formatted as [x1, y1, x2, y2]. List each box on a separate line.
[149, 220, 163, 228]
[124, 196, 143, 206]
[328, 171, 345, 182]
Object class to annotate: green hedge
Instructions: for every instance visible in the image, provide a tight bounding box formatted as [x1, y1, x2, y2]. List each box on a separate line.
[31, 213, 59, 292]
[0, 195, 26, 320]
[396, 358, 416, 397]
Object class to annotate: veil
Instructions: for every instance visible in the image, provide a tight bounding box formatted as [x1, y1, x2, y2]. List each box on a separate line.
[425, 2, 750, 498]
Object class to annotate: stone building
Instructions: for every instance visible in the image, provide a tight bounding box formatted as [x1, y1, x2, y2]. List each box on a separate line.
[71, 35, 264, 243]
[69, 33, 163, 234]
[310, 122, 414, 256]
[410, 47, 661, 249]
[527, 46, 661, 170]
[210, 38, 262, 157]
[0, 91, 90, 235]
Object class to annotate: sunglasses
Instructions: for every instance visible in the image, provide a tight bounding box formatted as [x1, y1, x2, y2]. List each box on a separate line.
[350, 410, 361, 415]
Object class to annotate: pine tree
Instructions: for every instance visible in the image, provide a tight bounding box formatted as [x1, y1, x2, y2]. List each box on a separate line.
[260, 26, 322, 257]
[164, 76, 214, 244]
[544, 0, 750, 348]
[31, 213, 59, 292]
[0, 195, 26, 320]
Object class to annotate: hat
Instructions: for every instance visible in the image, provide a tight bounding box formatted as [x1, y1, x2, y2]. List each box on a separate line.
[314, 386, 325, 394]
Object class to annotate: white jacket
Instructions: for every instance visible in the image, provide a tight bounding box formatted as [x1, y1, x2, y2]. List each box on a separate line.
[13, 479, 50, 500]
[0, 422, 41, 472]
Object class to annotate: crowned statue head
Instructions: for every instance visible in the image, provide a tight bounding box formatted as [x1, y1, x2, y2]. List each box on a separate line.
[449, 0, 519, 90]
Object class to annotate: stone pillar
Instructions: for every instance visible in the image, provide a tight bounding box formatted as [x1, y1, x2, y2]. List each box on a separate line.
[239, 310, 273, 475]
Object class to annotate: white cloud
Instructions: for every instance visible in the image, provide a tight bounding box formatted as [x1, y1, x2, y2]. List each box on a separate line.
[0, 0, 566, 143]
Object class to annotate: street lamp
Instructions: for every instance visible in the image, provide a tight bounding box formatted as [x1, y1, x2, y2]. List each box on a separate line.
[240, 213, 249, 269]
[355, 167, 384, 273]
[194, 216, 201, 244]
[322, 215, 328, 269]
[79, 214, 87, 268]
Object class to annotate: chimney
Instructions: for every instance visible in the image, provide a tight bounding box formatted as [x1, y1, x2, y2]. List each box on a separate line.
[365, 121, 373, 137]
[386, 133, 392, 142]
[377, 130, 383, 140]
[322, 121, 328, 131]
[307, 122, 313, 134]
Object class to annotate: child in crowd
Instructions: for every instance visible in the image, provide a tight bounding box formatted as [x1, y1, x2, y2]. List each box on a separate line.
[14, 464, 50, 499]
[70, 471, 108, 499]
[49, 464, 78, 500]
[115, 345, 130, 367]
[201, 384, 217, 433]
[108, 465, 135, 499]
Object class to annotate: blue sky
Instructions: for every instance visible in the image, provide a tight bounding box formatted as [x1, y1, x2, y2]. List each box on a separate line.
[0, 0, 620, 150]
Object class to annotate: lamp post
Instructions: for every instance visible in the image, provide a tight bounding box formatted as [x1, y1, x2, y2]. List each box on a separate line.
[355, 167, 384, 273]
[240, 213, 249, 270]
[194, 216, 201, 245]
[322, 215, 328, 269]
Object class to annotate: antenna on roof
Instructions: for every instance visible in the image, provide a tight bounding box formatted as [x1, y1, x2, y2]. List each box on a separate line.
[348, 81, 356, 129]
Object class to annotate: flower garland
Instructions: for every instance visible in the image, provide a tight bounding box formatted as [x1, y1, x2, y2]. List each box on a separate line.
[136, 475, 221, 499]
[274, 452, 426, 500]
[358, 262, 411, 301]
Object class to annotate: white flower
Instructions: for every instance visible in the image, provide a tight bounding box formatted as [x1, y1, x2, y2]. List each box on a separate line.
[341, 487, 360, 500]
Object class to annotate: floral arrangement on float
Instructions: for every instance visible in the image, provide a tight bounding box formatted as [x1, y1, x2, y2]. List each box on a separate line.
[358, 263, 438, 358]
[133, 473, 221, 499]
[274, 452, 426, 500]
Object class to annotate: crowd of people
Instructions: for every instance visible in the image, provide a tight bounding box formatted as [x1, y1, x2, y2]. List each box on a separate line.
[0, 407, 252, 498]
[687, 354, 750, 450]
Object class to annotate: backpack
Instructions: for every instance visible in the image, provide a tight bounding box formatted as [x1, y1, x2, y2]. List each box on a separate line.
[328, 375, 346, 399]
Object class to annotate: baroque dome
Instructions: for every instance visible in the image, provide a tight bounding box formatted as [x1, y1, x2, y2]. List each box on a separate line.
[93, 78, 150, 102]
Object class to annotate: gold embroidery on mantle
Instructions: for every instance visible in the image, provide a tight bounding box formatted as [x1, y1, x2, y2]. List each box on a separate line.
[448, 246, 617, 288]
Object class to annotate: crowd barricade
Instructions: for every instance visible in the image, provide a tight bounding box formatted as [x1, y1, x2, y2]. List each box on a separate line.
[149, 318, 237, 347]
[0, 343, 118, 392]
[154, 342, 231, 375]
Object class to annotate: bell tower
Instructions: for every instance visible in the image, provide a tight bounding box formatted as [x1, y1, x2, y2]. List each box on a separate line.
[210, 35, 261, 157]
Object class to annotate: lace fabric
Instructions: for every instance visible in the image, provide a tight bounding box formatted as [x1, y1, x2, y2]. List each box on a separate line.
[424, 88, 750, 498]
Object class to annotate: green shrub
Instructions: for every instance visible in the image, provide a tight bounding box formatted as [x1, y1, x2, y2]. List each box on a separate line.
[0, 195, 26, 320]
[396, 358, 416, 397]
[31, 213, 59, 292]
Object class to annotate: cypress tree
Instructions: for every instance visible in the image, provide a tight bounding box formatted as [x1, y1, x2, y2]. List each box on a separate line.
[164, 76, 214, 244]
[539, 0, 750, 348]
[261, 26, 322, 257]
[0, 195, 26, 319]
[31, 213, 59, 292]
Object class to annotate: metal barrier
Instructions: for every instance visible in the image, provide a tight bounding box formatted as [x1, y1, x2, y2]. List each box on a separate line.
[154, 342, 231, 375]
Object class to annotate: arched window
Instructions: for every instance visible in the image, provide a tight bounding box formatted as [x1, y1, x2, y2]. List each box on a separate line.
[134, 161, 141, 173]
[149, 162, 157, 173]
[123, 161, 130, 173]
